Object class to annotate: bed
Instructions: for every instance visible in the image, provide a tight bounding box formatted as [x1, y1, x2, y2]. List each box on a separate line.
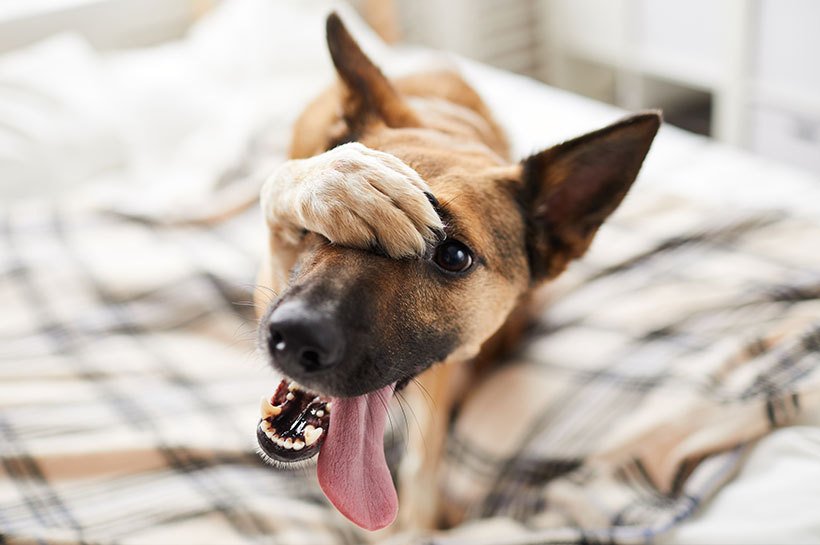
[1, 1, 819, 544]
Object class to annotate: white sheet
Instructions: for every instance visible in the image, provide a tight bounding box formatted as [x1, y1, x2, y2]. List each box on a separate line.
[661, 424, 820, 544]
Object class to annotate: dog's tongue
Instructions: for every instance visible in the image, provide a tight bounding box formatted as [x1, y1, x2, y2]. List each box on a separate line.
[317, 383, 397, 530]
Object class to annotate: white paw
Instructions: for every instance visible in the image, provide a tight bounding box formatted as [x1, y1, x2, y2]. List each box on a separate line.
[262, 143, 444, 258]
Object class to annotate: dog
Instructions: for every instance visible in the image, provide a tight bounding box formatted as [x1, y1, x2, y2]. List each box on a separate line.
[254, 13, 660, 532]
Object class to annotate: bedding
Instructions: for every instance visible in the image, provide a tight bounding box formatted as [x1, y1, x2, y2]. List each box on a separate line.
[1, 1, 820, 544]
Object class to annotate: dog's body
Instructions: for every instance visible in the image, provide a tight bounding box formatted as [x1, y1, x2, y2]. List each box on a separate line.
[254, 14, 659, 531]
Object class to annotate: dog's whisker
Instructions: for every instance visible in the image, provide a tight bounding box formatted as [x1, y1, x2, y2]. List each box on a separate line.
[240, 282, 279, 296]
[236, 283, 280, 309]
[238, 333, 258, 342]
[395, 389, 432, 458]
[436, 192, 468, 212]
[409, 376, 438, 412]
[226, 324, 260, 350]
[369, 387, 397, 446]
[393, 391, 419, 456]
[392, 390, 412, 443]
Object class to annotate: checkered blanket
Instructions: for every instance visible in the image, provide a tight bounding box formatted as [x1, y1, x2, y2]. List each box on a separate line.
[2, 180, 820, 545]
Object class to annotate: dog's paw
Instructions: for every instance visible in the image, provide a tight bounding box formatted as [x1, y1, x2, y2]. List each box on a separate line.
[262, 143, 444, 258]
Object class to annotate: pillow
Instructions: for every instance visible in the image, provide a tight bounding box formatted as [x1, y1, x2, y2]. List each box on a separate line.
[0, 35, 125, 199]
[0, 0, 382, 211]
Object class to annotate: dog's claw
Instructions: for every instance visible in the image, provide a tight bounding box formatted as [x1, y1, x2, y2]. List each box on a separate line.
[424, 194, 447, 243]
[432, 227, 446, 243]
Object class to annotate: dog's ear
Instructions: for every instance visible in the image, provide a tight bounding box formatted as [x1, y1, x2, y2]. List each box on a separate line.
[326, 12, 419, 131]
[521, 112, 661, 280]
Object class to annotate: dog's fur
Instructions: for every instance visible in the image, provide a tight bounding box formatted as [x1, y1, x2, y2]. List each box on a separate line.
[255, 13, 659, 530]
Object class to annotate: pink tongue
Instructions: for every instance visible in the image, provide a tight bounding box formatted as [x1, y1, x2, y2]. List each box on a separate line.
[317, 383, 398, 530]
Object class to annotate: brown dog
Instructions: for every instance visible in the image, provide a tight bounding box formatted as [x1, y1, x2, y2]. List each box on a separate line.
[254, 13, 659, 532]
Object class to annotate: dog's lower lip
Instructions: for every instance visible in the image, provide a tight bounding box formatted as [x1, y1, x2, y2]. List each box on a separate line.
[257, 379, 331, 463]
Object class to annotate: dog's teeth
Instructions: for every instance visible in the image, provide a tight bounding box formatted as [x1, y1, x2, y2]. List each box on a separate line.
[304, 426, 323, 446]
[265, 429, 275, 440]
[315, 410, 325, 418]
[288, 382, 300, 391]
[293, 439, 305, 451]
[284, 438, 293, 449]
[260, 420, 274, 433]
[286, 392, 295, 401]
[260, 397, 281, 418]
[325, 402, 332, 413]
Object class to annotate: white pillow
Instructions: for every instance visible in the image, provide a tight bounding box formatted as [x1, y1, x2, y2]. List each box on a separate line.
[0, 35, 125, 199]
[0, 0, 382, 207]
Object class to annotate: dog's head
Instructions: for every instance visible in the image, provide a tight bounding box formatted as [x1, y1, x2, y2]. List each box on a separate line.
[257, 15, 660, 399]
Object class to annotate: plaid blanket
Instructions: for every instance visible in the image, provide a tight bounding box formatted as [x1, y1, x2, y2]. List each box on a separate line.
[1, 181, 819, 544]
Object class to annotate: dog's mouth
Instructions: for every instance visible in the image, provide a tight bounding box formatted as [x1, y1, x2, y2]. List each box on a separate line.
[257, 378, 398, 530]
[257, 380, 330, 462]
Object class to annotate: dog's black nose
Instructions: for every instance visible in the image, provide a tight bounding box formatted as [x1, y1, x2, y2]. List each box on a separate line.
[267, 302, 345, 373]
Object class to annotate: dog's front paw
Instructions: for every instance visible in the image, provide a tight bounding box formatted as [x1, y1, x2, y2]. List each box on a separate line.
[262, 143, 444, 258]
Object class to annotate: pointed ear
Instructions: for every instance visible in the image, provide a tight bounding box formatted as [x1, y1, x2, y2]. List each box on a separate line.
[326, 13, 419, 131]
[522, 112, 661, 280]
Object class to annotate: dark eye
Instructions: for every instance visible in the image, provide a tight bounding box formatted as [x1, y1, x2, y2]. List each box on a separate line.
[432, 239, 473, 273]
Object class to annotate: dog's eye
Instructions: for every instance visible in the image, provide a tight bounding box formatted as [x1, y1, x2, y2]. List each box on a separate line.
[432, 239, 473, 273]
